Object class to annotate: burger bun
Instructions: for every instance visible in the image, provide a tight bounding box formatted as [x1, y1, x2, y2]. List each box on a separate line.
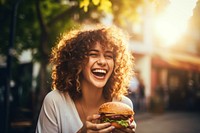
[99, 102, 134, 115]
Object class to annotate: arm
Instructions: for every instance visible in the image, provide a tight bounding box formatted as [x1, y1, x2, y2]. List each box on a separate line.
[36, 94, 59, 133]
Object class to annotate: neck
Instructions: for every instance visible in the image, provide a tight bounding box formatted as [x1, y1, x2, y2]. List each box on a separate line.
[80, 81, 105, 108]
[82, 88, 104, 107]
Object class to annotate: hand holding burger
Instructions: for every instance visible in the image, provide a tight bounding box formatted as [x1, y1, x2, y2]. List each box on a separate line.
[98, 102, 135, 129]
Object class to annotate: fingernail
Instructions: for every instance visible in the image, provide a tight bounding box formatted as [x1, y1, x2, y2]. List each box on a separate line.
[94, 114, 100, 118]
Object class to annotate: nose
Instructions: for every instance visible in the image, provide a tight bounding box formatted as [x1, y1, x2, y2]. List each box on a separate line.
[97, 55, 106, 66]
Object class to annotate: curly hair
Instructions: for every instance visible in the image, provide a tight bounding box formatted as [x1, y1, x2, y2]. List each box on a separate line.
[50, 25, 134, 100]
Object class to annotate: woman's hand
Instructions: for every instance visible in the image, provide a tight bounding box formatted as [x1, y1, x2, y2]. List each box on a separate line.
[112, 120, 137, 133]
[81, 114, 115, 133]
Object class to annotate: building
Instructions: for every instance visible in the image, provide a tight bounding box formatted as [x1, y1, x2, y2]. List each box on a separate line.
[128, 0, 200, 111]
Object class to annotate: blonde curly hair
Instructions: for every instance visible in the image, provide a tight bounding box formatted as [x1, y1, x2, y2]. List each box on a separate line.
[50, 25, 134, 100]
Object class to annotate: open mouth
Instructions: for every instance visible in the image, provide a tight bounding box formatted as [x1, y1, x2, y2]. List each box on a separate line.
[92, 69, 107, 78]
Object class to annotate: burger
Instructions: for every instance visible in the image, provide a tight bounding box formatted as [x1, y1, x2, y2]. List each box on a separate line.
[98, 102, 134, 129]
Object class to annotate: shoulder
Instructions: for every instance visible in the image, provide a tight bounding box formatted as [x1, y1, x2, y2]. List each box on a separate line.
[44, 89, 60, 100]
[121, 95, 133, 109]
[40, 90, 71, 117]
[43, 89, 65, 106]
[113, 95, 133, 109]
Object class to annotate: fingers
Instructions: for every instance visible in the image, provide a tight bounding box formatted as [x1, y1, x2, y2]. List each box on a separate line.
[86, 121, 111, 130]
[112, 121, 137, 133]
[85, 114, 115, 132]
[86, 122, 115, 133]
[98, 125, 115, 133]
[131, 121, 137, 128]
[113, 128, 134, 133]
[86, 115, 136, 133]
[130, 120, 137, 133]
[87, 114, 100, 121]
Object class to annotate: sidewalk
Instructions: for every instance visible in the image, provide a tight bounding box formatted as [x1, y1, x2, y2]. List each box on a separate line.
[135, 111, 153, 121]
[134, 111, 200, 133]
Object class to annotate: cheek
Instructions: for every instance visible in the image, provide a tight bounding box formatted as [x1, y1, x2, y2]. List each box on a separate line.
[83, 64, 90, 73]
[84, 58, 93, 68]
[82, 59, 96, 74]
[109, 60, 114, 71]
[87, 57, 96, 65]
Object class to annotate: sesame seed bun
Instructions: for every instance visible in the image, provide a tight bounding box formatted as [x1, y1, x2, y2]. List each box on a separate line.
[99, 102, 135, 129]
[99, 102, 134, 115]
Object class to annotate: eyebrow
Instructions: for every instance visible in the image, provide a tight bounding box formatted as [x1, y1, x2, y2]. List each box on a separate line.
[89, 49, 113, 54]
[89, 49, 98, 52]
[105, 50, 113, 54]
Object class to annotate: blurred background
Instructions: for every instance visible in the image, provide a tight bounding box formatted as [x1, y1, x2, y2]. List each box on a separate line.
[0, 0, 200, 133]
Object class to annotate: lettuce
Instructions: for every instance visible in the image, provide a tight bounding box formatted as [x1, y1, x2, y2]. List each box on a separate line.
[103, 118, 129, 127]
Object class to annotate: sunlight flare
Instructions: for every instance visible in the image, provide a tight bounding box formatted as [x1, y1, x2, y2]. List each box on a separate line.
[155, 0, 197, 46]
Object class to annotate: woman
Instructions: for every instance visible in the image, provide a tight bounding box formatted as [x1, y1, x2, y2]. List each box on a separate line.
[36, 25, 136, 133]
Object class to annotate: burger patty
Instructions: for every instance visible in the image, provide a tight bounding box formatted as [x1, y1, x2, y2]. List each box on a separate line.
[99, 114, 132, 128]
[100, 113, 131, 121]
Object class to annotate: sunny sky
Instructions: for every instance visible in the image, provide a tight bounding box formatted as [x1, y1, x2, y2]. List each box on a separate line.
[154, 0, 198, 46]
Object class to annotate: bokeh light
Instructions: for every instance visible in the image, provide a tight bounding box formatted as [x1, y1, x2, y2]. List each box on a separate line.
[154, 0, 198, 46]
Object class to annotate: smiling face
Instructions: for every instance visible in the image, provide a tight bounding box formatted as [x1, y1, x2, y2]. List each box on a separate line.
[81, 42, 114, 89]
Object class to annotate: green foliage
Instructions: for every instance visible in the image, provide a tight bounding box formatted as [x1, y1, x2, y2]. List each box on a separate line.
[40, 0, 63, 20]
[0, 0, 39, 56]
[0, 0, 145, 61]
[0, 0, 78, 61]
[80, 0, 90, 12]
[17, 0, 39, 50]
[0, 1, 12, 54]
[111, 0, 144, 27]
[80, 0, 112, 12]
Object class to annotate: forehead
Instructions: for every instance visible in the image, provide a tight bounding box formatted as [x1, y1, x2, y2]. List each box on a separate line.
[90, 42, 113, 51]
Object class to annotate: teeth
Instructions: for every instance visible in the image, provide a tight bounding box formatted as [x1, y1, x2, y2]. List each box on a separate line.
[92, 69, 106, 74]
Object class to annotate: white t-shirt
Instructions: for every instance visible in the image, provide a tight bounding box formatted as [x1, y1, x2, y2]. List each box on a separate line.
[129, 77, 139, 92]
[36, 89, 133, 133]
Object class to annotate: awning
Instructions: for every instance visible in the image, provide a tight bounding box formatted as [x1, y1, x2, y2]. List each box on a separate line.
[152, 49, 200, 72]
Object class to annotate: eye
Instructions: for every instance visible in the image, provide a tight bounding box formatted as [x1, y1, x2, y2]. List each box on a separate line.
[89, 52, 98, 57]
[105, 54, 113, 59]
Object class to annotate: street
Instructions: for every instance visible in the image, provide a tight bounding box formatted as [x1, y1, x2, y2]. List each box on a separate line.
[135, 111, 200, 133]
